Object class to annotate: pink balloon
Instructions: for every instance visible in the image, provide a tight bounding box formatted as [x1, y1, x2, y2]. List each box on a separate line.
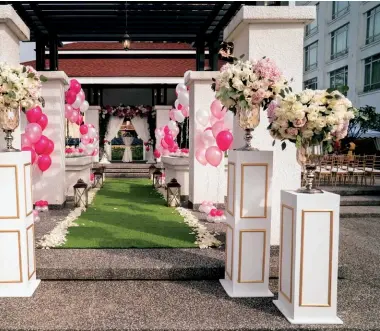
[76, 114, 83, 126]
[69, 110, 79, 123]
[22, 146, 37, 164]
[65, 90, 76, 105]
[65, 104, 73, 119]
[169, 109, 176, 121]
[210, 99, 227, 120]
[78, 89, 85, 102]
[38, 154, 52, 172]
[161, 138, 169, 149]
[212, 121, 225, 138]
[25, 123, 42, 144]
[216, 210, 224, 217]
[21, 133, 32, 148]
[195, 148, 208, 166]
[92, 148, 98, 156]
[164, 134, 174, 146]
[210, 209, 217, 217]
[37, 113, 48, 131]
[34, 135, 49, 155]
[205, 146, 223, 167]
[80, 124, 88, 135]
[87, 124, 94, 129]
[181, 107, 189, 117]
[216, 130, 234, 151]
[26, 106, 42, 123]
[81, 134, 91, 145]
[164, 126, 170, 135]
[154, 150, 161, 158]
[69, 79, 81, 94]
[210, 114, 219, 126]
[43, 139, 54, 155]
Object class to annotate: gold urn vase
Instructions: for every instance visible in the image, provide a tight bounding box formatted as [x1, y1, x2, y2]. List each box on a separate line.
[0, 105, 20, 152]
[296, 143, 324, 194]
[236, 105, 260, 151]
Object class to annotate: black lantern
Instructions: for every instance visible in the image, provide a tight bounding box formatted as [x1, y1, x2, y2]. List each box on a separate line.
[121, 2, 131, 50]
[74, 179, 88, 208]
[153, 169, 162, 189]
[149, 164, 156, 180]
[166, 178, 181, 207]
[94, 169, 104, 188]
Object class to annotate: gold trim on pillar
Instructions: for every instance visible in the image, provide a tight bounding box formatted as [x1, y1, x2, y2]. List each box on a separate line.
[226, 162, 236, 216]
[24, 163, 33, 217]
[0, 165, 20, 219]
[225, 224, 234, 280]
[238, 229, 266, 283]
[26, 224, 36, 280]
[240, 163, 268, 219]
[279, 204, 294, 303]
[0, 230, 23, 283]
[299, 210, 333, 307]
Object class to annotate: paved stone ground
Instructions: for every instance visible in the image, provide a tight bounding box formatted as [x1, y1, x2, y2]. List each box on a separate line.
[0, 279, 379, 330]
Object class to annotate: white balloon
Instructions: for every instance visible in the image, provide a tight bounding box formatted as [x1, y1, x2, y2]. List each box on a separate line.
[172, 126, 180, 137]
[224, 110, 234, 131]
[168, 120, 177, 131]
[175, 83, 187, 95]
[174, 110, 185, 123]
[203, 206, 212, 214]
[88, 127, 97, 139]
[196, 109, 209, 127]
[202, 129, 215, 147]
[178, 91, 189, 107]
[85, 143, 95, 155]
[80, 100, 89, 113]
[72, 94, 83, 109]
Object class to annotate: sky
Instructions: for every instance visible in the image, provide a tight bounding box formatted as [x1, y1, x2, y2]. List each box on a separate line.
[20, 42, 36, 63]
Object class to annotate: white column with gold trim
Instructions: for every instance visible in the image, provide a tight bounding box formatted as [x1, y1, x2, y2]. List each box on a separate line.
[273, 190, 342, 324]
[0, 151, 40, 297]
[220, 150, 273, 297]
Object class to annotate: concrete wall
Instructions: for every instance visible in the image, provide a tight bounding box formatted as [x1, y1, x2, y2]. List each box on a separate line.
[102, 88, 153, 105]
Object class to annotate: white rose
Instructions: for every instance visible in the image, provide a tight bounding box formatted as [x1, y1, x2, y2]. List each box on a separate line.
[315, 117, 326, 129]
[326, 114, 337, 125]
[307, 111, 318, 121]
[302, 129, 314, 138]
[232, 77, 245, 91]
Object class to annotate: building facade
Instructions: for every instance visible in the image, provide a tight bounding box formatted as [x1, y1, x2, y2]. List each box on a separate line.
[299, 1, 380, 110]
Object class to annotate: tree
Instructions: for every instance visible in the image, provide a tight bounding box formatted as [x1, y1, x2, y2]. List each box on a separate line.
[347, 105, 379, 139]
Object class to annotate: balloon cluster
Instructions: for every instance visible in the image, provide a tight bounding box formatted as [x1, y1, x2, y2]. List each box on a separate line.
[65, 147, 85, 157]
[21, 106, 54, 172]
[35, 200, 49, 212]
[199, 201, 226, 223]
[64, 79, 99, 157]
[195, 99, 234, 167]
[154, 83, 190, 158]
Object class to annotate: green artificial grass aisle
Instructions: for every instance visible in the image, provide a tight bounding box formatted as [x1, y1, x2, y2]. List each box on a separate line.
[62, 178, 197, 248]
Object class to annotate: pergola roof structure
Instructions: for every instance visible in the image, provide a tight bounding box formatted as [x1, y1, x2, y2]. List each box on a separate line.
[8, 1, 287, 71]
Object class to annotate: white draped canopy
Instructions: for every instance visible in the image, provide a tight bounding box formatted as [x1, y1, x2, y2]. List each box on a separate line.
[131, 116, 151, 143]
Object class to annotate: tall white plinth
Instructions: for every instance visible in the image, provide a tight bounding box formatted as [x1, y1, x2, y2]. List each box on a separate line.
[85, 106, 101, 163]
[0, 151, 40, 297]
[220, 150, 273, 297]
[273, 190, 342, 324]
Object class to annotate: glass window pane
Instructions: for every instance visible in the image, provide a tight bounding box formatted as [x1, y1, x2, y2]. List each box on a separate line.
[365, 64, 371, 86]
[375, 12, 380, 36]
[372, 60, 380, 84]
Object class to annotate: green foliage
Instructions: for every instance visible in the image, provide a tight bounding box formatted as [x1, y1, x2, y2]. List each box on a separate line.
[348, 105, 379, 138]
[111, 145, 143, 161]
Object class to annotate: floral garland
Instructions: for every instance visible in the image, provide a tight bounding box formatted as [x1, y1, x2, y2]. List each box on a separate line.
[100, 104, 153, 119]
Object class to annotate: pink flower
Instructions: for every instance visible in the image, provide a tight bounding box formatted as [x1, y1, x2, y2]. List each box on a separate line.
[293, 118, 307, 128]
[267, 101, 277, 120]
[286, 127, 299, 136]
[253, 58, 282, 82]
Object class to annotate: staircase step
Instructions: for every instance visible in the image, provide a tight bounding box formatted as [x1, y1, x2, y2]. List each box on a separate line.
[104, 163, 151, 169]
[105, 173, 149, 178]
[340, 195, 380, 206]
[105, 168, 149, 173]
[340, 205, 380, 218]
[321, 186, 380, 196]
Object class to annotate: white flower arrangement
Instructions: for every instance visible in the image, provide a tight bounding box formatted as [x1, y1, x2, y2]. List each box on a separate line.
[0, 62, 47, 110]
[267, 89, 356, 151]
[211, 57, 289, 129]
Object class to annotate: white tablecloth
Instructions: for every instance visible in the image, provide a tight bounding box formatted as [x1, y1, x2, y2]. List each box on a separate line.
[122, 137, 134, 163]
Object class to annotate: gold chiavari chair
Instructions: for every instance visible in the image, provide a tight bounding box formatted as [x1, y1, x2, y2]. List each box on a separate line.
[349, 155, 366, 185]
[318, 155, 333, 186]
[331, 156, 349, 186]
[365, 155, 380, 185]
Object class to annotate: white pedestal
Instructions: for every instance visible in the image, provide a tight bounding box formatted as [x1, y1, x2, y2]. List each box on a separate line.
[65, 156, 93, 197]
[161, 156, 189, 197]
[220, 150, 273, 297]
[0, 151, 40, 297]
[85, 106, 101, 163]
[273, 190, 343, 324]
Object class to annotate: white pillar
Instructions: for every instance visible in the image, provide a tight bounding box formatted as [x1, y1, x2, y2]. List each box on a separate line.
[85, 105, 101, 163]
[274, 190, 342, 324]
[154, 105, 171, 129]
[33, 71, 68, 207]
[185, 71, 225, 208]
[0, 151, 40, 296]
[220, 150, 274, 297]
[223, 6, 315, 245]
[0, 5, 30, 150]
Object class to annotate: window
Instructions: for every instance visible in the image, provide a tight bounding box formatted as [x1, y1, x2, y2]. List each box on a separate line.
[366, 5, 380, 44]
[332, 1, 349, 20]
[364, 53, 380, 92]
[331, 24, 349, 60]
[304, 77, 318, 90]
[304, 42, 318, 71]
[330, 66, 348, 92]
[306, 3, 319, 36]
